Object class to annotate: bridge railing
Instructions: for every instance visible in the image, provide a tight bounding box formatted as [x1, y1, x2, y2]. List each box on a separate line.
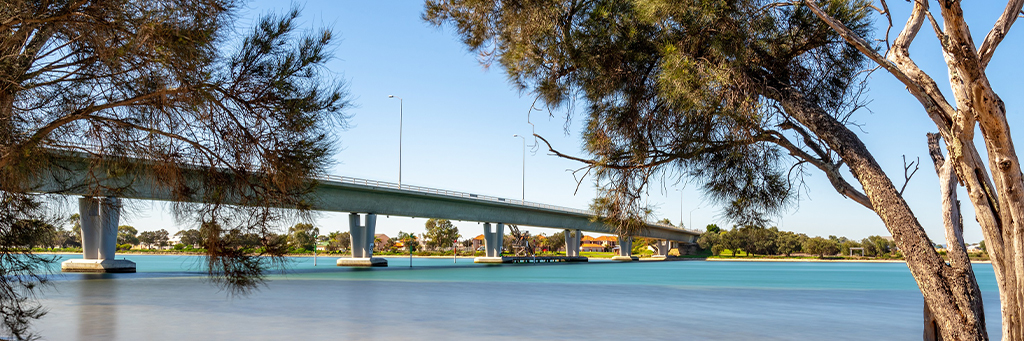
[318, 174, 593, 216]
[47, 143, 702, 235]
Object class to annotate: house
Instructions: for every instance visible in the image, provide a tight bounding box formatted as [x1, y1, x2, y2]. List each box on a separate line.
[595, 235, 618, 248]
[580, 243, 604, 252]
[373, 234, 391, 251]
[316, 241, 329, 251]
[472, 234, 485, 251]
[581, 235, 598, 245]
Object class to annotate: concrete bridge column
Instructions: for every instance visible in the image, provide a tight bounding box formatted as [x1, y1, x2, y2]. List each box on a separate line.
[338, 213, 387, 266]
[475, 223, 505, 263]
[564, 229, 580, 257]
[612, 235, 637, 262]
[652, 240, 672, 258]
[62, 197, 136, 273]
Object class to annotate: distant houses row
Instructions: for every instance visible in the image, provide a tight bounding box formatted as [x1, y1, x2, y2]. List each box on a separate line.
[311, 233, 627, 253]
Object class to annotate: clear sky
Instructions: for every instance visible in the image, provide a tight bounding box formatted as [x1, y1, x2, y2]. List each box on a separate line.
[117, 1, 1022, 244]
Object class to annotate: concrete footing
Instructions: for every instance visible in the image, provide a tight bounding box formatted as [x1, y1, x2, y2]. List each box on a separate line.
[611, 256, 640, 262]
[61, 259, 137, 273]
[474, 257, 507, 263]
[337, 257, 388, 267]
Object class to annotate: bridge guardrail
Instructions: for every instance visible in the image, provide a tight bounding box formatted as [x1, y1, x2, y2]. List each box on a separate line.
[46, 143, 702, 235]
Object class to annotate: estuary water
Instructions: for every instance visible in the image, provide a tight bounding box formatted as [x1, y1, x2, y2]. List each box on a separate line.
[34, 255, 1001, 340]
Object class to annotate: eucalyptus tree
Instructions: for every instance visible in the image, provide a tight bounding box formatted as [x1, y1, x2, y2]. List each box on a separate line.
[1, 0, 348, 337]
[425, 0, 1012, 338]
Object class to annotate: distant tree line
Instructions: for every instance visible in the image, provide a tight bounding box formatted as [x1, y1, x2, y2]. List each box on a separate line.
[696, 224, 898, 258]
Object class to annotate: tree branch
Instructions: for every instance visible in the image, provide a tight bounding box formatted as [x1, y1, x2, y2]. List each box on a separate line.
[978, 0, 1024, 69]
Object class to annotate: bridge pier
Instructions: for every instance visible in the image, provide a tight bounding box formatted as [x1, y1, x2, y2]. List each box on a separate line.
[337, 213, 387, 267]
[564, 229, 580, 257]
[559, 229, 588, 262]
[62, 197, 136, 273]
[474, 222, 505, 263]
[611, 235, 638, 261]
[651, 240, 674, 259]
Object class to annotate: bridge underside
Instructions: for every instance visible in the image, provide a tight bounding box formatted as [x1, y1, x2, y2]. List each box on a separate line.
[35, 153, 700, 243]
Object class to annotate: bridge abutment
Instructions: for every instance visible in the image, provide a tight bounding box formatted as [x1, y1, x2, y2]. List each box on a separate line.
[338, 213, 387, 267]
[62, 197, 136, 273]
[474, 222, 505, 263]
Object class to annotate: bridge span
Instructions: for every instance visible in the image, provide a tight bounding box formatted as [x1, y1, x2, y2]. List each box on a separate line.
[38, 151, 701, 271]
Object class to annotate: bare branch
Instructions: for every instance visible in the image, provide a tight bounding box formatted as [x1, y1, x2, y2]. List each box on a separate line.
[978, 0, 1024, 69]
[899, 155, 920, 196]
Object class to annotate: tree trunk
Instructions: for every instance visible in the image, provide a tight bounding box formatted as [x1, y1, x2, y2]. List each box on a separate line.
[926, 302, 944, 341]
[773, 85, 987, 340]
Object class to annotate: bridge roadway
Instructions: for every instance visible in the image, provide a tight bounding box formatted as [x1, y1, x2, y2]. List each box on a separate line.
[39, 150, 701, 270]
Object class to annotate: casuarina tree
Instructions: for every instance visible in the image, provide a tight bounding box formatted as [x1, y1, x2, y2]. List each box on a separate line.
[426, 0, 1019, 338]
[0, 1, 349, 337]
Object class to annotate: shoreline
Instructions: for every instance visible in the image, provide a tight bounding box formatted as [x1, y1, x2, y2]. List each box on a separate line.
[707, 257, 992, 264]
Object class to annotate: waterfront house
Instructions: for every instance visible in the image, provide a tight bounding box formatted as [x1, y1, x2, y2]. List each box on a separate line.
[595, 235, 618, 248]
[472, 234, 485, 251]
[374, 234, 391, 251]
[580, 243, 604, 252]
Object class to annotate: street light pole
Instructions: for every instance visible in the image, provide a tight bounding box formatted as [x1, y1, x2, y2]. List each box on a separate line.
[676, 189, 683, 227]
[690, 206, 701, 231]
[389, 95, 403, 189]
[513, 134, 526, 202]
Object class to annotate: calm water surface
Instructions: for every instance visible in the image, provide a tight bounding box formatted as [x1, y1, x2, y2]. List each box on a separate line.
[35, 255, 1001, 340]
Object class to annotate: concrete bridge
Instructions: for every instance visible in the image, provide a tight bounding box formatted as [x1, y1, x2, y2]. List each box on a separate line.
[37, 151, 701, 271]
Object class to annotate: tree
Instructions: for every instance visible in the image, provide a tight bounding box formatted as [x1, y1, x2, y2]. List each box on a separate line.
[426, 0, 1013, 337]
[287, 223, 319, 252]
[656, 218, 673, 226]
[138, 231, 157, 249]
[776, 231, 804, 257]
[397, 231, 419, 252]
[327, 231, 350, 252]
[803, 237, 839, 258]
[697, 230, 721, 251]
[423, 218, 459, 250]
[117, 225, 139, 246]
[0, 1, 349, 336]
[68, 213, 82, 244]
[720, 229, 745, 257]
[541, 232, 565, 252]
[981, 241, 987, 253]
[705, 224, 721, 234]
[175, 229, 203, 248]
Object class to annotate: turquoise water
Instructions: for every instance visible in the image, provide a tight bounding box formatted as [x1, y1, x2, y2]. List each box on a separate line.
[34, 255, 1002, 340]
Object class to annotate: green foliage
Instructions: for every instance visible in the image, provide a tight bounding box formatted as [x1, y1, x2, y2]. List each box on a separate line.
[775, 231, 805, 256]
[287, 223, 319, 252]
[423, 219, 460, 250]
[117, 225, 139, 246]
[697, 230, 721, 250]
[175, 229, 203, 248]
[705, 224, 721, 234]
[710, 244, 725, 256]
[327, 231, 350, 252]
[540, 232, 565, 252]
[397, 231, 419, 252]
[138, 229, 170, 249]
[802, 237, 840, 258]
[425, 0, 871, 232]
[980, 240, 987, 252]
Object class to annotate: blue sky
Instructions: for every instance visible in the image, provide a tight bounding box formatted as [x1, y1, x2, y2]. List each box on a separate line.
[119, 1, 1022, 243]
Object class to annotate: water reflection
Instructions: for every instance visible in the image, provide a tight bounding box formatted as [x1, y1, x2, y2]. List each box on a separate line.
[76, 274, 118, 340]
